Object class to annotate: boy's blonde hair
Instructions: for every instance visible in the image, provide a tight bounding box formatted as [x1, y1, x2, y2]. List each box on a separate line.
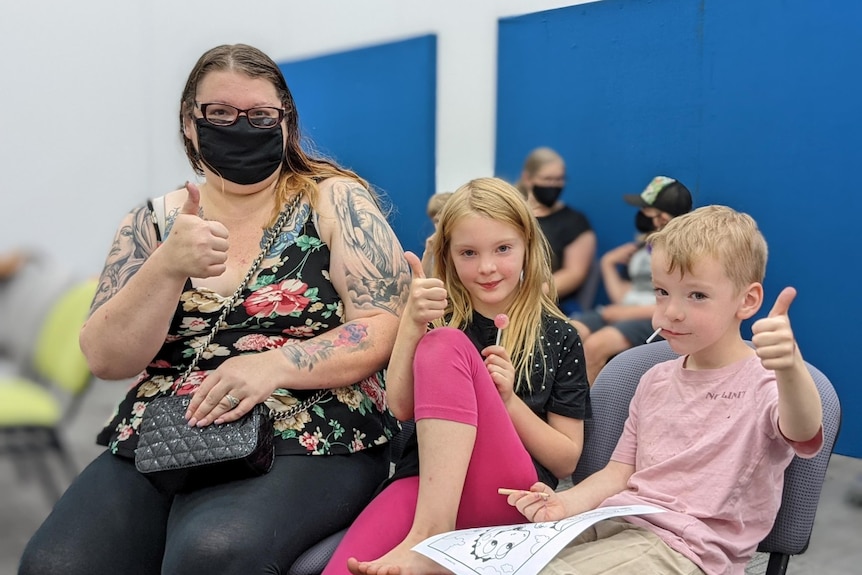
[431, 177, 566, 391]
[426, 192, 454, 219]
[648, 205, 768, 290]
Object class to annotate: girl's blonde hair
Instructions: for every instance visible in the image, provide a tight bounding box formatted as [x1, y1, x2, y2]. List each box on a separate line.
[431, 177, 566, 391]
[648, 205, 768, 290]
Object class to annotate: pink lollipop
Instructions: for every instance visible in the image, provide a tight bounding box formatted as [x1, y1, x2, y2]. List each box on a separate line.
[494, 313, 509, 346]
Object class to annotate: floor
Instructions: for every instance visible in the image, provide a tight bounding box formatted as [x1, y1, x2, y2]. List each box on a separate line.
[2, 378, 861, 575]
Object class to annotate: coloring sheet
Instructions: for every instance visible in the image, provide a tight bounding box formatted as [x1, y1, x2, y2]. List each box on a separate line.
[412, 504, 665, 575]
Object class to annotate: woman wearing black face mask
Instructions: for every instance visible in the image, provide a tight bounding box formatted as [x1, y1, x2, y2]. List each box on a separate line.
[20, 44, 409, 575]
[515, 147, 596, 314]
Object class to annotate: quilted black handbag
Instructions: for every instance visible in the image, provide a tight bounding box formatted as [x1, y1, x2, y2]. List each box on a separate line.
[133, 193, 328, 492]
[135, 394, 275, 492]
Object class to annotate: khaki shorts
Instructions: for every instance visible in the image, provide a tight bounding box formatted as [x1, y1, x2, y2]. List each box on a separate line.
[540, 518, 705, 575]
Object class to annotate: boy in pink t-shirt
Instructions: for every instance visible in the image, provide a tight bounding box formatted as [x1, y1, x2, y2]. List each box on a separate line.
[509, 205, 824, 575]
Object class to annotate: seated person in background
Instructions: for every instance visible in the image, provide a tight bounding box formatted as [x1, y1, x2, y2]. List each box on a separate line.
[516, 147, 596, 313]
[0, 250, 28, 280]
[420, 192, 453, 277]
[570, 176, 692, 384]
[509, 205, 824, 575]
[0, 249, 36, 359]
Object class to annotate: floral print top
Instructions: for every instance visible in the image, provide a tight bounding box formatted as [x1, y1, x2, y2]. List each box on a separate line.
[97, 200, 399, 459]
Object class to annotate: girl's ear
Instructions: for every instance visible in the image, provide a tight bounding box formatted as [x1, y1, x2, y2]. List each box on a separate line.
[737, 282, 764, 320]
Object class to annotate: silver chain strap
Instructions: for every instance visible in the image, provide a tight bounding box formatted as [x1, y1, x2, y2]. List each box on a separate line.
[270, 388, 329, 421]
[176, 192, 329, 419]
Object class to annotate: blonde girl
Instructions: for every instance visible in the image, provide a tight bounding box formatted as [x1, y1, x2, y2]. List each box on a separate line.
[325, 177, 591, 575]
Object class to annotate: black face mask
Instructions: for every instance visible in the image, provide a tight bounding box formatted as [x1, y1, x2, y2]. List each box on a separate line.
[196, 117, 284, 185]
[635, 210, 655, 234]
[532, 185, 563, 207]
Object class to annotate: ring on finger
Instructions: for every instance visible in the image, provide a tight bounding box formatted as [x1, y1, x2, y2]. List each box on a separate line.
[225, 394, 240, 410]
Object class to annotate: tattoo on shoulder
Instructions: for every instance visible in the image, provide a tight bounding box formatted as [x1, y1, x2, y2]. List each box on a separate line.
[164, 206, 181, 237]
[92, 205, 159, 312]
[280, 323, 370, 371]
[162, 204, 201, 236]
[330, 181, 410, 314]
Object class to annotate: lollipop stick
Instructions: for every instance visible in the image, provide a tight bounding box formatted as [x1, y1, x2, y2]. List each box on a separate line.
[494, 313, 509, 347]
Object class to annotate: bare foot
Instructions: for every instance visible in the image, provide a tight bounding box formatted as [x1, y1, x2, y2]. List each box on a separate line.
[347, 539, 452, 575]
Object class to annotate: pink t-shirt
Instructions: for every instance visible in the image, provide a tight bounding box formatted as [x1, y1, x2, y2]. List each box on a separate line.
[601, 355, 823, 575]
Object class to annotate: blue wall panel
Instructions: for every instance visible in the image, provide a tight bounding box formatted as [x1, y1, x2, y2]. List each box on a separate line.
[280, 35, 437, 257]
[497, 0, 862, 455]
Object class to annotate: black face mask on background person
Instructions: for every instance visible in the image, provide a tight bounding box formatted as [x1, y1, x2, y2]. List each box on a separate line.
[196, 117, 284, 185]
[532, 185, 563, 207]
[635, 210, 655, 234]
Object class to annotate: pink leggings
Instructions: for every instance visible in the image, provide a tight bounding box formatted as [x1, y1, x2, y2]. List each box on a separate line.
[322, 328, 539, 575]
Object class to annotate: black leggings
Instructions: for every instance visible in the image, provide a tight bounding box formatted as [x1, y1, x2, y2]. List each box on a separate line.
[19, 447, 389, 575]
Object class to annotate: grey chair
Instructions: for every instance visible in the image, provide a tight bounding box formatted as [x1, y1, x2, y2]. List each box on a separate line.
[0, 278, 99, 503]
[0, 253, 76, 380]
[559, 258, 601, 316]
[574, 258, 601, 313]
[572, 340, 842, 575]
[288, 419, 416, 575]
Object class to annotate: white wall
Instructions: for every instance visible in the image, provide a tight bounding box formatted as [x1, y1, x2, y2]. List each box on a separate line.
[0, 0, 592, 275]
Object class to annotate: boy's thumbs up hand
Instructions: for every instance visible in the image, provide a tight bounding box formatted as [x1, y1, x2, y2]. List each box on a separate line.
[403, 251, 447, 326]
[767, 286, 796, 318]
[752, 287, 798, 371]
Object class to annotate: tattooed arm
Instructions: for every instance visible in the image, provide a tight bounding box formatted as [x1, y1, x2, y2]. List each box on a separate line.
[278, 177, 409, 389]
[183, 179, 410, 426]
[81, 185, 230, 380]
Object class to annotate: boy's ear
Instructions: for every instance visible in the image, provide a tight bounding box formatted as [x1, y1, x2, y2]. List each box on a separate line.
[737, 282, 764, 320]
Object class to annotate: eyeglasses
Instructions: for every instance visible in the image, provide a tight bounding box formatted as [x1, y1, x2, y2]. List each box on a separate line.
[196, 102, 285, 129]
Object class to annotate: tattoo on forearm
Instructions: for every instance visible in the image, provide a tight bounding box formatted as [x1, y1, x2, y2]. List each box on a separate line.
[280, 323, 370, 371]
[331, 182, 410, 314]
[92, 205, 159, 312]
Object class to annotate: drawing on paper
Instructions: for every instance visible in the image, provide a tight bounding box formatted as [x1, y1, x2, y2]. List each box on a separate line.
[413, 504, 666, 575]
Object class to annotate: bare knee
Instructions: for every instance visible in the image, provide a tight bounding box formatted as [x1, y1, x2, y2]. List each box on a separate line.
[583, 328, 632, 381]
[584, 329, 627, 361]
[569, 319, 592, 340]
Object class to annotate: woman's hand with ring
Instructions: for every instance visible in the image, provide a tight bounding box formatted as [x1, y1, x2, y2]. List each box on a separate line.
[224, 394, 240, 410]
[185, 352, 288, 426]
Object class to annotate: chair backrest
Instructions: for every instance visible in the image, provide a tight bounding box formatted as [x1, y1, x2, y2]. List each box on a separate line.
[574, 257, 601, 313]
[572, 340, 841, 559]
[558, 258, 601, 316]
[760, 360, 840, 555]
[31, 278, 98, 395]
